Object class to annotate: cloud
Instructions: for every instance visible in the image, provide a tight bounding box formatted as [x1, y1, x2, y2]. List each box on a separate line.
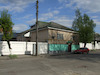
[52, 16, 73, 27]
[53, 10, 60, 14]
[0, 0, 43, 13]
[42, 10, 59, 17]
[13, 24, 29, 32]
[91, 16, 98, 19]
[94, 19, 100, 26]
[38, 10, 72, 27]
[41, 12, 53, 18]
[58, 0, 67, 3]
[26, 18, 48, 25]
[90, 19, 100, 33]
[26, 10, 60, 25]
[21, 14, 33, 19]
[26, 19, 36, 25]
[27, 16, 73, 28]
[26, 9, 72, 28]
[39, 10, 60, 20]
[94, 19, 100, 33]
[58, 0, 100, 13]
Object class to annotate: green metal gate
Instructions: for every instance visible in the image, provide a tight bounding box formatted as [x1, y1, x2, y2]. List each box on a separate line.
[49, 44, 79, 52]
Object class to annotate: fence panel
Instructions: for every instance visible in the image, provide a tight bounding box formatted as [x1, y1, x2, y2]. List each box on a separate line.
[49, 44, 80, 52]
[49, 44, 68, 51]
[71, 45, 80, 51]
[0, 41, 48, 55]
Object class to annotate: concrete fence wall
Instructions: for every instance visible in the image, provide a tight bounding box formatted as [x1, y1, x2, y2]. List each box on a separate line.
[80, 41, 100, 50]
[0, 41, 48, 55]
[0, 41, 100, 56]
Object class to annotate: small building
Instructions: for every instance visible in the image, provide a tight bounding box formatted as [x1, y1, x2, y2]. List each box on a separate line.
[0, 33, 18, 41]
[94, 33, 100, 42]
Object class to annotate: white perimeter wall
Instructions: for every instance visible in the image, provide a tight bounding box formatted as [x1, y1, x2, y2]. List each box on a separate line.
[80, 41, 100, 50]
[0, 41, 48, 55]
[0, 41, 100, 55]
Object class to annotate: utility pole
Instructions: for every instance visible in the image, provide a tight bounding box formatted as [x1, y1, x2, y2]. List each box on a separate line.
[35, 0, 38, 56]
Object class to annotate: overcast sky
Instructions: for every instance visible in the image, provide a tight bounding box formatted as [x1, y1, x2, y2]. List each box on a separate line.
[0, 0, 100, 33]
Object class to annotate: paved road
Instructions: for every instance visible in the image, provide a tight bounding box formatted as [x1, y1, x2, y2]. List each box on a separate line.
[0, 50, 100, 75]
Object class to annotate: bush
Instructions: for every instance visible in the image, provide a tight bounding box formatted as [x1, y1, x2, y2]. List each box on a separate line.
[91, 49, 96, 51]
[9, 54, 17, 59]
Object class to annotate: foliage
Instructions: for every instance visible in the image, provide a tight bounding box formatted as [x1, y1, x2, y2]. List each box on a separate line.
[0, 9, 14, 49]
[91, 49, 96, 51]
[72, 9, 96, 47]
[9, 54, 17, 59]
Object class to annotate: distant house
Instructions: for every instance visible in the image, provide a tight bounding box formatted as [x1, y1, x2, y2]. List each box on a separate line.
[0, 33, 18, 41]
[94, 33, 100, 42]
[0, 33, 3, 41]
[17, 21, 79, 44]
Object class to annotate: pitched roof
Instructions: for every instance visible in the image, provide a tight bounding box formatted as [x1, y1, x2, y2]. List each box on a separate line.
[20, 21, 74, 34]
[31, 21, 74, 31]
[47, 22, 73, 31]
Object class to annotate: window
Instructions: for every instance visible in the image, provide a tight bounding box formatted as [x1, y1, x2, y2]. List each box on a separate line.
[72, 35, 76, 41]
[52, 36, 55, 39]
[57, 33, 63, 40]
[72, 36, 75, 40]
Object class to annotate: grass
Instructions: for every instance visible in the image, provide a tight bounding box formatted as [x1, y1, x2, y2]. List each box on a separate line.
[9, 54, 17, 59]
[91, 49, 96, 52]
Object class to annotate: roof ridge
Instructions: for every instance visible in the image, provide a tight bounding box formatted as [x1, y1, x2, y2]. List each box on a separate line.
[48, 21, 73, 31]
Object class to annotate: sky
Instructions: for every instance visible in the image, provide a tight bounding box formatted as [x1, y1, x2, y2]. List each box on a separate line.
[0, 0, 100, 33]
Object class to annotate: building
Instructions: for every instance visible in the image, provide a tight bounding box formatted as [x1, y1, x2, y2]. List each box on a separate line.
[17, 21, 79, 44]
[94, 33, 100, 42]
[0, 33, 18, 41]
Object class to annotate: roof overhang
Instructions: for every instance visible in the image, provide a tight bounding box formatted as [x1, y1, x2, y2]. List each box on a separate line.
[48, 27, 78, 33]
[29, 26, 78, 34]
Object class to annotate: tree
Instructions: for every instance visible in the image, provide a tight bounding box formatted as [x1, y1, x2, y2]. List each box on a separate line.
[72, 9, 96, 47]
[0, 10, 14, 54]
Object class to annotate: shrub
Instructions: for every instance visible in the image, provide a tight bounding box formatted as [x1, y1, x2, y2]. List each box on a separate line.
[9, 54, 17, 59]
[91, 49, 96, 51]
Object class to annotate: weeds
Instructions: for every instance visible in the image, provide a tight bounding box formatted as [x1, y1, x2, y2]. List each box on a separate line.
[9, 54, 17, 59]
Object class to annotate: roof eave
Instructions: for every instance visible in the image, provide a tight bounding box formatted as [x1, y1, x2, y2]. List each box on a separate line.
[48, 27, 77, 33]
